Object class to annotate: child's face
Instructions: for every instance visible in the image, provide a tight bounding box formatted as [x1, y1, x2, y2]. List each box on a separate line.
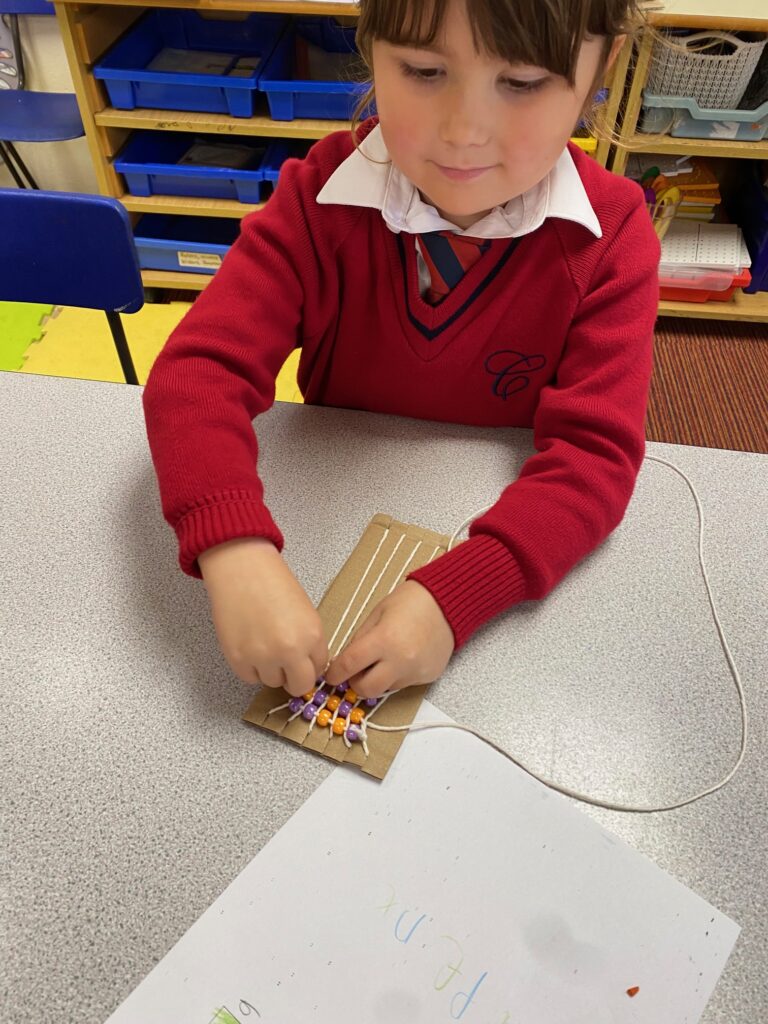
[371, 0, 609, 229]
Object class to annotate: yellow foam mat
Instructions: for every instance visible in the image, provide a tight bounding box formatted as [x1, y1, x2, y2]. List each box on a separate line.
[21, 304, 189, 384]
[19, 304, 303, 403]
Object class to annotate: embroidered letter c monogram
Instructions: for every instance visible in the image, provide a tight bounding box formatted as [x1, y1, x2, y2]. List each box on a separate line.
[485, 350, 547, 399]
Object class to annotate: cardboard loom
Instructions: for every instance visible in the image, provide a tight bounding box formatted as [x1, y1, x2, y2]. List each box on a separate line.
[243, 514, 450, 779]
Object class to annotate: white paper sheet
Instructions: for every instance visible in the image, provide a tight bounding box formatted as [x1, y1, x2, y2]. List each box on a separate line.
[105, 704, 739, 1024]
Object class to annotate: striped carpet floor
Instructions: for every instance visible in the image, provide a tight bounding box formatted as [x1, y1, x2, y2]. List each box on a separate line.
[648, 318, 768, 454]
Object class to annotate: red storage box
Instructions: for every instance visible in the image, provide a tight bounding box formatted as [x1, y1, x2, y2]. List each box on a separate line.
[659, 267, 752, 302]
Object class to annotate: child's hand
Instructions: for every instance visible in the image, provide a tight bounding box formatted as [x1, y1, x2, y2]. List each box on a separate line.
[199, 538, 328, 697]
[325, 581, 454, 698]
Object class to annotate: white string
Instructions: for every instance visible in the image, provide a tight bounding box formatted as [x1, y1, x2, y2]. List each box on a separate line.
[366, 455, 748, 815]
[326, 527, 390, 656]
[331, 535, 431, 658]
[447, 508, 492, 551]
[308, 537, 443, 746]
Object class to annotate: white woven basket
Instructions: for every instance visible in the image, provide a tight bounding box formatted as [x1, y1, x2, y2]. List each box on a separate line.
[647, 31, 767, 109]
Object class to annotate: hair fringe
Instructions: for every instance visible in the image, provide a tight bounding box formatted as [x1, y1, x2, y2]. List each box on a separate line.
[347, 1, 698, 163]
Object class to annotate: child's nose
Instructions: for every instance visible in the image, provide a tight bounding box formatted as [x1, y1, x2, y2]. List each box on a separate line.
[438, 89, 493, 149]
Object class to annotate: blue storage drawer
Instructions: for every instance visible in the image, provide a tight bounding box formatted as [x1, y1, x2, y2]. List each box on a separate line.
[133, 215, 240, 275]
[261, 139, 313, 184]
[731, 164, 768, 293]
[293, 15, 358, 53]
[259, 23, 371, 121]
[94, 10, 286, 117]
[115, 132, 270, 203]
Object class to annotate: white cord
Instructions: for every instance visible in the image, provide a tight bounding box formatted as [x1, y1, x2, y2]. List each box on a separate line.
[367, 454, 748, 814]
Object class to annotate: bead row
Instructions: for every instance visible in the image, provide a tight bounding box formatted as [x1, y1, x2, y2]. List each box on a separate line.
[268, 677, 391, 756]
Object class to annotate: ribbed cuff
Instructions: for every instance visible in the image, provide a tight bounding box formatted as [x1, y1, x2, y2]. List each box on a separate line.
[408, 534, 527, 649]
[175, 492, 284, 577]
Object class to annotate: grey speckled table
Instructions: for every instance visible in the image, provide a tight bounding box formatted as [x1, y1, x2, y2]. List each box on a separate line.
[2, 372, 767, 1024]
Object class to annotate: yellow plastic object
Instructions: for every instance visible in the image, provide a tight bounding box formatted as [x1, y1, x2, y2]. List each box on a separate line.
[326, 695, 341, 712]
[332, 718, 347, 735]
[570, 135, 598, 154]
[349, 707, 365, 725]
[317, 709, 332, 728]
[648, 186, 682, 241]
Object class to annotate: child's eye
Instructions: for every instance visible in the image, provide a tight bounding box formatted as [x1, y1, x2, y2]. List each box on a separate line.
[502, 76, 548, 94]
[399, 61, 444, 82]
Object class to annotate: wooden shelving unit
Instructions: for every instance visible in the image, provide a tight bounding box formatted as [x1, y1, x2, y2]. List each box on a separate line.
[659, 289, 768, 322]
[94, 106, 350, 140]
[55, 0, 767, 319]
[54, 0, 611, 292]
[72, 0, 358, 10]
[53, 0, 363, 295]
[617, 134, 768, 162]
[141, 268, 212, 289]
[610, 10, 768, 322]
[120, 192, 264, 217]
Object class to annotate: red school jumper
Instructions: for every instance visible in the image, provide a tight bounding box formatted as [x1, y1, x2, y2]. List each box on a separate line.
[142, 123, 661, 649]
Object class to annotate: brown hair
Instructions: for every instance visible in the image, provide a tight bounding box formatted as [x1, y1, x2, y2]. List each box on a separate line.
[352, 0, 645, 133]
[357, 0, 641, 84]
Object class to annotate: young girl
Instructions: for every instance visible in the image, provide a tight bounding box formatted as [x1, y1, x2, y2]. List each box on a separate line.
[143, 0, 660, 702]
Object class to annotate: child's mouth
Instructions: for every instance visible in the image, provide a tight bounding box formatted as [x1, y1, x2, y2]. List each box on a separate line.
[433, 163, 495, 182]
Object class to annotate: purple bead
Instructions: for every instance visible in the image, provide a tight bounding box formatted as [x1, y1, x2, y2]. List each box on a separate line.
[335, 681, 350, 695]
[338, 700, 353, 717]
[346, 727, 360, 742]
[316, 675, 326, 684]
[288, 698, 304, 714]
[364, 697, 379, 708]
[312, 690, 327, 707]
[302, 704, 317, 721]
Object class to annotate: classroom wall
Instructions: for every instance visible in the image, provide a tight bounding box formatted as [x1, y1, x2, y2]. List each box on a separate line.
[1, 13, 98, 192]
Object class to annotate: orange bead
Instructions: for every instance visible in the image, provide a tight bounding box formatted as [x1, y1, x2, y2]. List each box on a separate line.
[302, 691, 315, 703]
[317, 709, 332, 728]
[345, 689, 359, 703]
[332, 718, 346, 736]
[349, 708, 364, 725]
[326, 696, 341, 712]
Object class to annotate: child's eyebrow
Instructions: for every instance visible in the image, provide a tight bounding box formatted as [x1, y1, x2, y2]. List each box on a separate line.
[393, 40, 451, 57]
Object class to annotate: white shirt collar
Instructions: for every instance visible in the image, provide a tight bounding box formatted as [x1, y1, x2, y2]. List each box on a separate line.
[316, 124, 602, 240]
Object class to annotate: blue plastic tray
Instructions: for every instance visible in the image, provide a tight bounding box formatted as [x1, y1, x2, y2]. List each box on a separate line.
[133, 214, 240, 274]
[641, 91, 768, 141]
[261, 138, 313, 183]
[0, 1, 54, 12]
[259, 23, 371, 121]
[94, 10, 286, 118]
[115, 132, 269, 203]
[294, 15, 358, 53]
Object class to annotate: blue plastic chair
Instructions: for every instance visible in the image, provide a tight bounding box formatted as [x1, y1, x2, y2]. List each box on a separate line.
[0, 0, 84, 189]
[0, 188, 142, 383]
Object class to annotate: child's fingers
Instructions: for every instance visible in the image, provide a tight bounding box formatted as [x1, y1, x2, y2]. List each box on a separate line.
[349, 661, 400, 700]
[311, 638, 330, 680]
[326, 628, 382, 687]
[230, 660, 262, 687]
[282, 656, 320, 698]
[257, 664, 287, 690]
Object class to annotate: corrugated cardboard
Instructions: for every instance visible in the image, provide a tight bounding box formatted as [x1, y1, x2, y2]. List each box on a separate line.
[243, 514, 450, 779]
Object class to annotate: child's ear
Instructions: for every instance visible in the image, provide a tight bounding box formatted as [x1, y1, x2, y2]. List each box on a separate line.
[605, 34, 627, 73]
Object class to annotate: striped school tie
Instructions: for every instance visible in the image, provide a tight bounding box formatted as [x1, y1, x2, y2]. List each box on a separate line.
[419, 230, 492, 305]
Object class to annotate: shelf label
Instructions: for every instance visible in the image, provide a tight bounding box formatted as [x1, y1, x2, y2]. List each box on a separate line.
[178, 251, 222, 270]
